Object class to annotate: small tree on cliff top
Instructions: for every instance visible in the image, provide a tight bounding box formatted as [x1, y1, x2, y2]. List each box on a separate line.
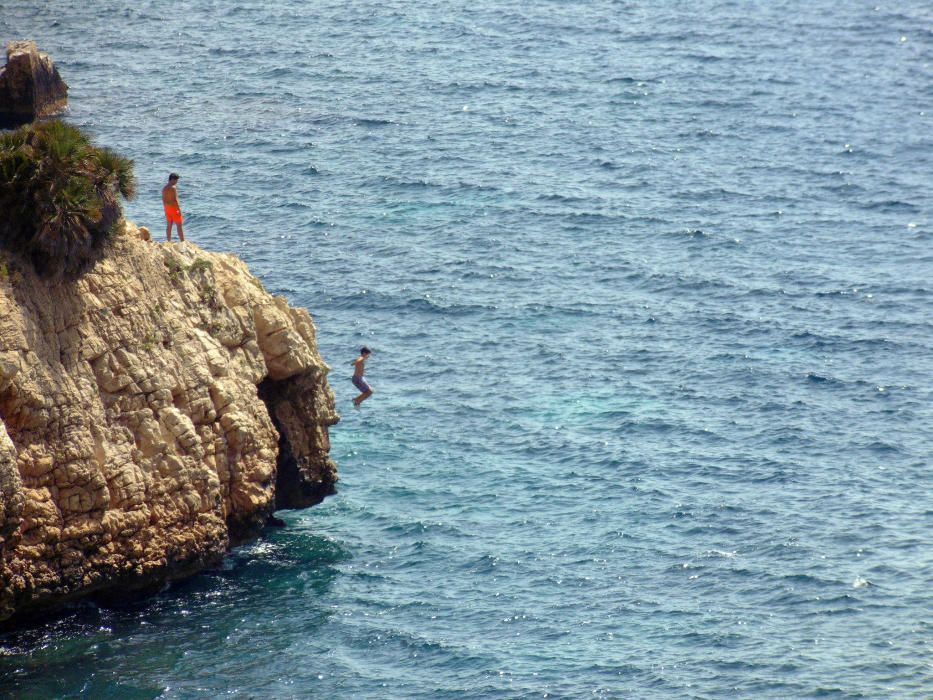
[0, 120, 136, 276]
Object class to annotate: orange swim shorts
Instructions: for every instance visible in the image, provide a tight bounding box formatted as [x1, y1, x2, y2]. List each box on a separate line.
[164, 204, 183, 224]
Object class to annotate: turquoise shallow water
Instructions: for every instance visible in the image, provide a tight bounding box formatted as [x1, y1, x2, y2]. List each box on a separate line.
[1, 1, 932, 697]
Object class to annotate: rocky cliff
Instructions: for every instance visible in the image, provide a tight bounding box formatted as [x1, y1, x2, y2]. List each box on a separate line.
[0, 41, 68, 128]
[0, 222, 338, 622]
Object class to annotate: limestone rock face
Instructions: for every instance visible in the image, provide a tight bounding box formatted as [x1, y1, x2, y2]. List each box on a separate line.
[0, 41, 68, 128]
[0, 222, 338, 622]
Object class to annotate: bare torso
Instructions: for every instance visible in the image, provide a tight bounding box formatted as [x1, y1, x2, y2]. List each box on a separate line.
[162, 184, 178, 207]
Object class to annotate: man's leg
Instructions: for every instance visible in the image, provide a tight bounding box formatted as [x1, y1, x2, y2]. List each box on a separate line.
[177, 222, 185, 242]
[166, 220, 172, 241]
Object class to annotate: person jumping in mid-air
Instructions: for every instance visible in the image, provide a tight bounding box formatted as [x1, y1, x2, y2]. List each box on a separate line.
[351, 347, 374, 406]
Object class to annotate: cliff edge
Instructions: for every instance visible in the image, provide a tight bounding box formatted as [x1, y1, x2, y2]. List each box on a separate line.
[0, 222, 338, 622]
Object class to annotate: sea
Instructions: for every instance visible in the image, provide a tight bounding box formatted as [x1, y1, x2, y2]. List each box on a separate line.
[1, 1, 931, 697]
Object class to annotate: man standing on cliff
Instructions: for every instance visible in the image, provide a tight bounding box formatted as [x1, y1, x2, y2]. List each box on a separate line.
[162, 173, 185, 242]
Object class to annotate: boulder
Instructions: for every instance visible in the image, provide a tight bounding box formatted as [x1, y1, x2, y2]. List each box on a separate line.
[0, 41, 68, 129]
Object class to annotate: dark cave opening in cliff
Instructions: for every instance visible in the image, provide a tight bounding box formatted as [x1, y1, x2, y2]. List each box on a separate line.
[256, 376, 335, 514]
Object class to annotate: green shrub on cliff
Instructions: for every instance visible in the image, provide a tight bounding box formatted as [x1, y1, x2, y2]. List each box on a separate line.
[0, 120, 136, 275]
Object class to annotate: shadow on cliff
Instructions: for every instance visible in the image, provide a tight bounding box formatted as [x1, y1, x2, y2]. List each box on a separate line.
[257, 377, 338, 515]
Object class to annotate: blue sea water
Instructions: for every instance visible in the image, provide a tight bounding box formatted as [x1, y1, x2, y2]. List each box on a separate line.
[1, 1, 932, 697]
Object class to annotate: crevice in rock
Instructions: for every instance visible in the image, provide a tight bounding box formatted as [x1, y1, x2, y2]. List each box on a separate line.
[257, 375, 336, 514]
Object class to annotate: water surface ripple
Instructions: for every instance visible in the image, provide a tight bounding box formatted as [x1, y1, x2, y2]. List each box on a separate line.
[1, 1, 931, 697]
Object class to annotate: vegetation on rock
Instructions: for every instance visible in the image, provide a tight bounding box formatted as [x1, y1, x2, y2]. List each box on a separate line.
[0, 119, 135, 275]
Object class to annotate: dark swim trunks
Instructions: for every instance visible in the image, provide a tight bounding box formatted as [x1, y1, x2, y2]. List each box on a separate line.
[352, 375, 371, 393]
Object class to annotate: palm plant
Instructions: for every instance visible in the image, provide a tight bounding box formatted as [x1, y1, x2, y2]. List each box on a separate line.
[0, 120, 136, 276]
